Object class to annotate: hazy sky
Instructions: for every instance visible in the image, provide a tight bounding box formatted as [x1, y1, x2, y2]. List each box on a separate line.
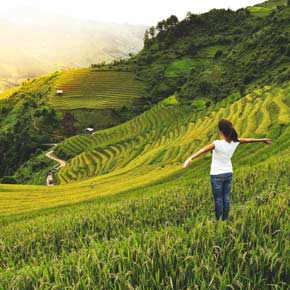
[0, 0, 264, 25]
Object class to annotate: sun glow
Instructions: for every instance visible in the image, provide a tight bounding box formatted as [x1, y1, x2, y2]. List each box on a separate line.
[0, 0, 264, 25]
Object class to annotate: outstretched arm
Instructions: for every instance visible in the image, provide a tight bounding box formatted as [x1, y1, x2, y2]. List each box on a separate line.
[183, 143, 215, 168]
[239, 138, 272, 144]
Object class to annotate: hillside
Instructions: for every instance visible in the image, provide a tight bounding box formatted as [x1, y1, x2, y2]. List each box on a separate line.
[2, 82, 288, 207]
[47, 84, 290, 187]
[0, 69, 148, 181]
[130, 0, 289, 104]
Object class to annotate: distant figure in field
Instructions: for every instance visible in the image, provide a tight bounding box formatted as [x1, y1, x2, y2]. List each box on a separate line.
[183, 119, 271, 221]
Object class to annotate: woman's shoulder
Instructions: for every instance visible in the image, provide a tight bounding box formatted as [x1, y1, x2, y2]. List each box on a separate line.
[215, 139, 239, 146]
[213, 139, 223, 147]
[213, 139, 222, 144]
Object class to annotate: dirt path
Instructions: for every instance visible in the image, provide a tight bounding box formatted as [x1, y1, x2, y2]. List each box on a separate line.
[45, 150, 67, 186]
[45, 150, 67, 167]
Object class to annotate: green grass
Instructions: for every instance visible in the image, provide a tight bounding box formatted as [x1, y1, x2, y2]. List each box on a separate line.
[248, 6, 273, 17]
[0, 156, 288, 289]
[248, 0, 287, 17]
[165, 58, 211, 77]
[161, 95, 179, 106]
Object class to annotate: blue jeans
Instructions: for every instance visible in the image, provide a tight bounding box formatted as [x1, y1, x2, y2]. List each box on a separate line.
[210, 172, 233, 221]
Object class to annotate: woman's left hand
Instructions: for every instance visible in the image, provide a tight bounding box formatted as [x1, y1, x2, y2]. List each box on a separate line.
[183, 158, 191, 168]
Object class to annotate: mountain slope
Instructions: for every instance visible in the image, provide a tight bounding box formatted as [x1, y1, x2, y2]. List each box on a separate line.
[55, 84, 289, 184]
[249, 0, 287, 16]
[0, 70, 148, 181]
[131, 1, 289, 103]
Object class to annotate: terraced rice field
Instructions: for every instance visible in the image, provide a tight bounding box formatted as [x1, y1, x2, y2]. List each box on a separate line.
[55, 85, 290, 185]
[48, 69, 145, 110]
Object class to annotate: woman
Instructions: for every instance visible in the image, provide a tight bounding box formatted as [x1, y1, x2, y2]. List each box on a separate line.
[183, 119, 272, 221]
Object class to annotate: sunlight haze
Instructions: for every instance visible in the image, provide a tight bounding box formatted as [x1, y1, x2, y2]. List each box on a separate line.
[1, 0, 264, 25]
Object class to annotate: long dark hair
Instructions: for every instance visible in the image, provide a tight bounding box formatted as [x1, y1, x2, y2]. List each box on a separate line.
[218, 119, 239, 142]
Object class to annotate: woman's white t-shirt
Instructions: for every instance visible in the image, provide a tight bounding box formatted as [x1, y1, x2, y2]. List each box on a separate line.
[210, 140, 239, 175]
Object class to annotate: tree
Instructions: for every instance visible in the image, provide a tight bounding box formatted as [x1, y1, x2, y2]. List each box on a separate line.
[156, 20, 166, 32]
[186, 11, 193, 21]
[199, 81, 212, 96]
[0, 176, 17, 184]
[187, 43, 198, 55]
[239, 85, 246, 97]
[62, 112, 76, 135]
[166, 15, 179, 28]
[214, 50, 223, 59]
[148, 26, 156, 38]
[144, 29, 150, 44]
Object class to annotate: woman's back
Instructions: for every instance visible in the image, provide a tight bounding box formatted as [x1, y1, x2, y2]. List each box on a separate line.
[210, 140, 239, 175]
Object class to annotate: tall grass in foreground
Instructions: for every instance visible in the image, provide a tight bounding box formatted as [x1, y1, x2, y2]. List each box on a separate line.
[0, 157, 289, 289]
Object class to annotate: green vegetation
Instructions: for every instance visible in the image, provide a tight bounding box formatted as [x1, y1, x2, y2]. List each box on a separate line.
[249, 0, 287, 17]
[0, 1, 289, 288]
[162, 95, 179, 105]
[0, 74, 60, 179]
[14, 153, 57, 185]
[164, 58, 198, 77]
[134, 1, 289, 103]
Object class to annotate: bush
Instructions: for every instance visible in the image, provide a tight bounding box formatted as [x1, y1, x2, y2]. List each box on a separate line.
[1, 176, 17, 184]
[214, 50, 223, 59]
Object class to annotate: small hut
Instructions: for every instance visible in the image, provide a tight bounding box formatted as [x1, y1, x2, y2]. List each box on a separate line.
[84, 128, 94, 134]
[56, 90, 63, 96]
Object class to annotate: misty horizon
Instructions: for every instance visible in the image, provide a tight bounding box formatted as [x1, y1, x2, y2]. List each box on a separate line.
[1, 0, 264, 26]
